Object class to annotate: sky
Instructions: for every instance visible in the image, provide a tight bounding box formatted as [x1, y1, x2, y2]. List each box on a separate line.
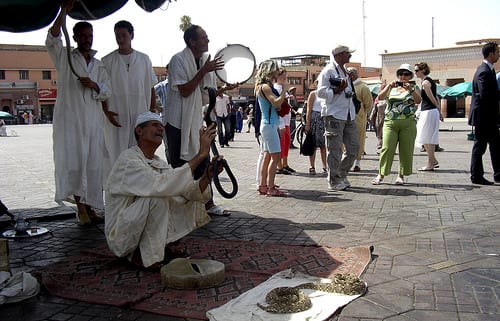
[1, 0, 499, 68]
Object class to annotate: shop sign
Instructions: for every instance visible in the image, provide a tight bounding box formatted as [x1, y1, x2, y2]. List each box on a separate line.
[38, 89, 57, 100]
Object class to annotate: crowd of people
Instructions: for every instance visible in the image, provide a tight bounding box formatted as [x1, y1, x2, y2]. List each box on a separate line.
[45, 1, 499, 269]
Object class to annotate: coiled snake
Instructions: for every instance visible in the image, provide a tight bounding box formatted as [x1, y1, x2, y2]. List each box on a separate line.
[203, 87, 238, 199]
[257, 274, 366, 314]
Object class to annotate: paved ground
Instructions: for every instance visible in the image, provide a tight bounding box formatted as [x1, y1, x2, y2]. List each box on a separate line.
[0, 120, 499, 321]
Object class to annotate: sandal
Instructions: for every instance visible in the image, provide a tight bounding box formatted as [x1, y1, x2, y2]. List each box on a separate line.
[87, 207, 104, 223]
[76, 205, 91, 226]
[417, 167, 434, 171]
[206, 205, 231, 216]
[371, 175, 383, 185]
[395, 177, 405, 185]
[433, 162, 439, 168]
[258, 185, 268, 195]
[266, 187, 286, 197]
[309, 167, 316, 175]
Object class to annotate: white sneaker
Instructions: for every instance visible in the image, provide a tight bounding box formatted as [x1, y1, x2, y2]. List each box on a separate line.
[343, 177, 351, 187]
[329, 181, 349, 191]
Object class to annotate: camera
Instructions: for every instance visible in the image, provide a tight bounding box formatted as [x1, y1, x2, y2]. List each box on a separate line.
[395, 81, 404, 87]
[329, 77, 345, 88]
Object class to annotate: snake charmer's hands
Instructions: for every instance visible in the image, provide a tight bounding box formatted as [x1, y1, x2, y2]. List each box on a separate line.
[199, 123, 217, 158]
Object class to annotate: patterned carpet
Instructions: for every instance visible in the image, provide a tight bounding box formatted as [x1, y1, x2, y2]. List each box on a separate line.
[34, 237, 372, 320]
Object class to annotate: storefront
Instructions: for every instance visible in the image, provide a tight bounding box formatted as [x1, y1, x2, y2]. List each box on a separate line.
[38, 88, 57, 123]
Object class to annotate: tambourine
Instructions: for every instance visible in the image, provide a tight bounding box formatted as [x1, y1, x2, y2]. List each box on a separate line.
[214, 44, 256, 85]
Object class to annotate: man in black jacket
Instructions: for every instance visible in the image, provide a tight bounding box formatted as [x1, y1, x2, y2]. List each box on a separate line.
[468, 42, 500, 185]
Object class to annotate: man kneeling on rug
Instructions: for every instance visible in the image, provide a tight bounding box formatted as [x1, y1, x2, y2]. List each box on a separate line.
[104, 111, 222, 268]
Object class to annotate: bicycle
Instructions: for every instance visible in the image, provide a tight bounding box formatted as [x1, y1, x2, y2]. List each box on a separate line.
[290, 107, 306, 147]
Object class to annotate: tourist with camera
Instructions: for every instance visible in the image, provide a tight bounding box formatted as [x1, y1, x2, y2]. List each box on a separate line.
[371, 63, 421, 186]
[317, 45, 359, 191]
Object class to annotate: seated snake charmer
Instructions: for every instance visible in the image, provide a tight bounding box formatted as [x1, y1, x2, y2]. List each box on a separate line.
[104, 112, 222, 268]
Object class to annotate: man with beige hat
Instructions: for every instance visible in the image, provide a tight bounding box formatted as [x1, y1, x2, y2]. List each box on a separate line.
[317, 45, 359, 191]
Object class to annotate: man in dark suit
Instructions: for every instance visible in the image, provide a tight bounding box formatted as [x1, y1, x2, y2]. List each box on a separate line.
[468, 42, 500, 185]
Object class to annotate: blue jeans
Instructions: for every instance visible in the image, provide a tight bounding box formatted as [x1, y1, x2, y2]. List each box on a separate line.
[216, 116, 231, 146]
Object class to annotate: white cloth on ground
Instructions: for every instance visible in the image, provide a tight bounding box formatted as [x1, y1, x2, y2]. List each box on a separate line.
[0, 271, 40, 305]
[206, 269, 364, 321]
[104, 146, 211, 267]
[101, 49, 158, 181]
[45, 31, 111, 209]
[164, 47, 215, 161]
[415, 108, 440, 145]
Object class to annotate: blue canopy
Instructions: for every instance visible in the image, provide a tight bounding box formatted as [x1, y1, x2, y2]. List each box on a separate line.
[440, 82, 472, 98]
[0, 111, 14, 119]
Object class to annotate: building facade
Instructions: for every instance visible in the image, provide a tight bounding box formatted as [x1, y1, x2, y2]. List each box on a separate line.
[3, 40, 498, 121]
[381, 39, 500, 118]
[0, 44, 167, 124]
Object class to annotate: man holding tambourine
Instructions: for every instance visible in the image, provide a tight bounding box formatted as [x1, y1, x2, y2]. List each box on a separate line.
[163, 24, 238, 216]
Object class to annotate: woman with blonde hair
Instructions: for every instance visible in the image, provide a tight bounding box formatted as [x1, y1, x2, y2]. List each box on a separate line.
[255, 60, 287, 196]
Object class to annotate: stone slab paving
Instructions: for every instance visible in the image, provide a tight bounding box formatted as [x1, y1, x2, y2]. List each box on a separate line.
[0, 120, 499, 321]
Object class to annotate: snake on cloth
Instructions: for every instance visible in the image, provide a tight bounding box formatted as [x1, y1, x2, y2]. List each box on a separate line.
[257, 273, 366, 314]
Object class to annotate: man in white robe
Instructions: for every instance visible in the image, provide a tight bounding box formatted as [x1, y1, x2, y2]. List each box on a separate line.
[45, 3, 111, 224]
[101, 20, 158, 181]
[164, 24, 237, 216]
[105, 112, 220, 268]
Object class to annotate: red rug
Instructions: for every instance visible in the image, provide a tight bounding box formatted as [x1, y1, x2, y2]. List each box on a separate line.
[34, 237, 372, 320]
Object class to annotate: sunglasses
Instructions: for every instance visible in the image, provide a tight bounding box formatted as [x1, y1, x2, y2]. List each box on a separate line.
[398, 72, 412, 77]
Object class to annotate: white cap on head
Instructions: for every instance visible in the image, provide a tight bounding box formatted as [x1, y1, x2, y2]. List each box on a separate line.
[333, 45, 355, 56]
[135, 111, 161, 128]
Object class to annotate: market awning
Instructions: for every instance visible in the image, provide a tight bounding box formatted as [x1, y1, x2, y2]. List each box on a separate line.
[440, 82, 472, 98]
[0, 0, 167, 33]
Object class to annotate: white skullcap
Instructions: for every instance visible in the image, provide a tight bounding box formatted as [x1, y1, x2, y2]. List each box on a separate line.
[135, 111, 161, 128]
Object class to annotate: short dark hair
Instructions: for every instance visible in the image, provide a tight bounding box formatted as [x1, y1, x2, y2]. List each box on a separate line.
[73, 21, 92, 36]
[183, 24, 200, 46]
[482, 42, 498, 59]
[114, 20, 134, 34]
[415, 62, 431, 76]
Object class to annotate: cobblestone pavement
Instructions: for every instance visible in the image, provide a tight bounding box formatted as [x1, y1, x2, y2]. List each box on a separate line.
[0, 121, 499, 321]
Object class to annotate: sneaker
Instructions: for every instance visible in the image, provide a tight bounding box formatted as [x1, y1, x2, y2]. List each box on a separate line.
[435, 146, 444, 152]
[395, 176, 405, 185]
[309, 167, 316, 175]
[284, 166, 296, 173]
[329, 181, 349, 191]
[343, 177, 351, 188]
[276, 168, 291, 175]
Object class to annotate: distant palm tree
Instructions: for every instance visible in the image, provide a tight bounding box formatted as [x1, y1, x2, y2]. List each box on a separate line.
[179, 15, 192, 32]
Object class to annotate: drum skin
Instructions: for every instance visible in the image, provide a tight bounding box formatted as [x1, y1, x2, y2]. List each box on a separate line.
[215, 44, 256, 85]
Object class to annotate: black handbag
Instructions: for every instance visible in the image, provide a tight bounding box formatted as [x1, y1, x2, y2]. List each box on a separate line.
[350, 78, 361, 114]
[300, 130, 316, 156]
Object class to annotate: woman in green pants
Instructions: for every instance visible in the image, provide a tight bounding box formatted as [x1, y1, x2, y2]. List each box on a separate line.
[371, 63, 422, 185]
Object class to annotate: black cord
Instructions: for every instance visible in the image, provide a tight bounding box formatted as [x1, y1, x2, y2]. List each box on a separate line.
[203, 87, 238, 199]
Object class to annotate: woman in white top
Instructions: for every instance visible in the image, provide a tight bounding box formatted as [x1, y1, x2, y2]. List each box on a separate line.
[305, 80, 327, 175]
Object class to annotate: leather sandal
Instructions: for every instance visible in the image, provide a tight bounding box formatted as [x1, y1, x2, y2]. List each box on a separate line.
[258, 185, 268, 195]
[266, 187, 286, 197]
